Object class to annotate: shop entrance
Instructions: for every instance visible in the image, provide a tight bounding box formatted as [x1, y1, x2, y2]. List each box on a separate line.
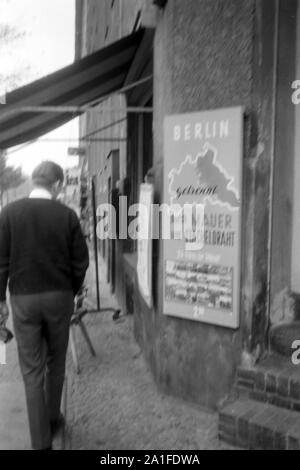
[268, 0, 300, 354]
[106, 149, 120, 293]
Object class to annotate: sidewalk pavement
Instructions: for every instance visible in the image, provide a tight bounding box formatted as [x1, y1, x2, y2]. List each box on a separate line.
[0, 313, 67, 450]
[65, 258, 234, 450]
[0, 316, 30, 450]
[0, 257, 234, 450]
[0, 381, 29, 450]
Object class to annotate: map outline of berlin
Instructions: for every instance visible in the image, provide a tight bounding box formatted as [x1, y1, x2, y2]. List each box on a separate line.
[168, 142, 240, 210]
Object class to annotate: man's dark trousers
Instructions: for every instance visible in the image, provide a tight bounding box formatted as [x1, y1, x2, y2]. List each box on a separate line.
[10, 290, 74, 450]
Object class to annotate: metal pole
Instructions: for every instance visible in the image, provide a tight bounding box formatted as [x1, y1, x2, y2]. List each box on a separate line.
[1, 105, 153, 115]
[91, 176, 100, 311]
[87, 176, 121, 320]
[87, 74, 153, 108]
[15, 137, 127, 143]
[266, 0, 280, 351]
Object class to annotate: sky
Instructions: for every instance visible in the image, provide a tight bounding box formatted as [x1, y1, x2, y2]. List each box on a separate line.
[1, 0, 79, 175]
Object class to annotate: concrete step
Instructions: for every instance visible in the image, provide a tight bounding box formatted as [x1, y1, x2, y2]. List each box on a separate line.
[236, 354, 300, 412]
[219, 398, 300, 449]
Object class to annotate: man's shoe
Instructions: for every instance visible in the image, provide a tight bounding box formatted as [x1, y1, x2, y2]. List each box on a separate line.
[50, 413, 65, 438]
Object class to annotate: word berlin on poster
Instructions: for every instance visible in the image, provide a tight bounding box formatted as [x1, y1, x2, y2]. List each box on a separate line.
[163, 107, 243, 328]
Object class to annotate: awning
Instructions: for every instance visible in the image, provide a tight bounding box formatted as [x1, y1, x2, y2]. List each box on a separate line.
[0, 28, 147, 149]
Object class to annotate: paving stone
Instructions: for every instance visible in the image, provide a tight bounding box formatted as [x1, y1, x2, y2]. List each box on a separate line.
[248, 407, 276, 449]
[272, 395, 292, 410]
[237, 405, 259, 446]
[67, 261, 234, 450]
[219, 398, 300, 450]
[250, 389, 270, 403]
[287, 419, 300, 450]
[292, 401, 300, 412]
[277, 375, 290, 397]
[265, 373, 277, 394]
[0, 382, 29, 450]
[237, 378, 254, 390]
[236, 367, 256, 383]
[290, 379, 300, 400]
[287, 435, 300, 450]
[254, 371, 266, 391]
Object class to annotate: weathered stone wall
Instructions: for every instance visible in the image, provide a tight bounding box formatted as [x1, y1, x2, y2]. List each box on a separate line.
[272, 0, 297, 323]
[142, 0, 255, 409]
[77, 0, 285, 409]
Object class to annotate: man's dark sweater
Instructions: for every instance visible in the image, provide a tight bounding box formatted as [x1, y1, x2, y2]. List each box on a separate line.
[0, 198, 89, 301]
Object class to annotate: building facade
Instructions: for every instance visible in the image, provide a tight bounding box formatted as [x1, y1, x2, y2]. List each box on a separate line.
[75, 0, 300, 421]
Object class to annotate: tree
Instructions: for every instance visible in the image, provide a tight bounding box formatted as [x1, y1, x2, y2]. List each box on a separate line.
[0, 6, 29, 206]
[0, 20, 31, 93]
[0, 151, 25, 208]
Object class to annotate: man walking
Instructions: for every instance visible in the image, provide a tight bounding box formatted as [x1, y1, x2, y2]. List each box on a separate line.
[0, 161, 89, 450]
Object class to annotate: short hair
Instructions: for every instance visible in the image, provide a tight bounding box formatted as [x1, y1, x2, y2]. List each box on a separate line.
[32, 161, 64, 189]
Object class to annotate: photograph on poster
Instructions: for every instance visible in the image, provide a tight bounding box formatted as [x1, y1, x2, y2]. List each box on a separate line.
[165, 260, 233, 311]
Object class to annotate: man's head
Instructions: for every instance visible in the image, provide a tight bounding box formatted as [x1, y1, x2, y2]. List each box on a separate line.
[32, 161, 64, 199]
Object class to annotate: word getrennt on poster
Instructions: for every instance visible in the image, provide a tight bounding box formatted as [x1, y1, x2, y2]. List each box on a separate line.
[163, 107, 243, 328]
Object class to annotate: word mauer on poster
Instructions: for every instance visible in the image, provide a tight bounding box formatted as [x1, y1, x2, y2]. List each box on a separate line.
[163, 107, 243, 328]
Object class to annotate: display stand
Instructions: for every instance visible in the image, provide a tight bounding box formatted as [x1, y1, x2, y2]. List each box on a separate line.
[69, 287, 95, 375]
[69, 176, 121, 374]
[89, 176, 121, 320]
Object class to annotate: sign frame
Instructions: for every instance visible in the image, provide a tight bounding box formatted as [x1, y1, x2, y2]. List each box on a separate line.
[163, 106, 244, 329]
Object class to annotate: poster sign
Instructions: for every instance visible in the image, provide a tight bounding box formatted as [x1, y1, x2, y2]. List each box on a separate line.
[163, 107, 243, 328]
[64, 167, 81, 216]
[137, 183, 153, 308]
[68, 147, 86, 157]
